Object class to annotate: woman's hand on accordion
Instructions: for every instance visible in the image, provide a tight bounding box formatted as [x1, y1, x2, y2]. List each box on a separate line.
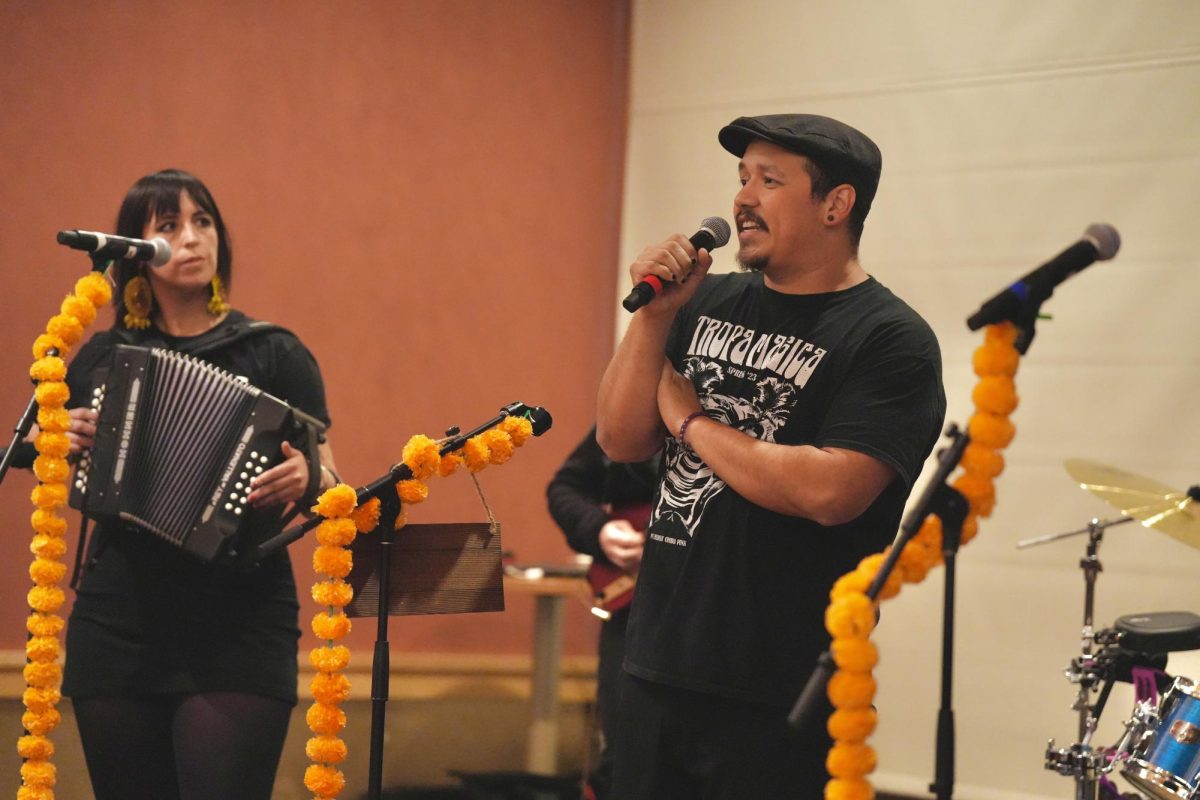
[247, 441, 311, 509]
[66, 407, 98, 455]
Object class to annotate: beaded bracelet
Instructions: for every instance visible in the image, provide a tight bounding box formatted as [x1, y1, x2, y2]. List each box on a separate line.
[678, 411, 708, 451]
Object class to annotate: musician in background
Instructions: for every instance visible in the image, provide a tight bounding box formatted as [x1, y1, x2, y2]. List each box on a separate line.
[546, 426, 658, 800]
[23, 169, 339, 800]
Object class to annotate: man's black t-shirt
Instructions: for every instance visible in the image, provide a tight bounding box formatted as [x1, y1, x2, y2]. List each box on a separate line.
[623, 271, 946, 708]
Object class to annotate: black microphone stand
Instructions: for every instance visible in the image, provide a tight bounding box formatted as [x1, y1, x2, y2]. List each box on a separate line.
[788, 424, 970, 798]
[255, 402, 551, 800]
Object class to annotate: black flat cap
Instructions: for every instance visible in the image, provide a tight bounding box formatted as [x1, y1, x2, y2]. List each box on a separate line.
[718, 113, 883, 218]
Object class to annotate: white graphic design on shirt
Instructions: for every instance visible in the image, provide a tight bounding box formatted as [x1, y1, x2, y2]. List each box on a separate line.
[653, 356, 798, 543]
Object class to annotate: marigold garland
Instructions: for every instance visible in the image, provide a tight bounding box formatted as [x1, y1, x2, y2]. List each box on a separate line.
[20, 273, 112, 800]
[303, 414, 536, 798]
[821, 322, 1021, 799]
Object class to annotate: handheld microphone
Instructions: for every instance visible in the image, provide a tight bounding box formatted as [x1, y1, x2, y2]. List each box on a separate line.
[966, 223, 1120, 332]
[57, 230, 172, 267]
[622, 217, 732, 313]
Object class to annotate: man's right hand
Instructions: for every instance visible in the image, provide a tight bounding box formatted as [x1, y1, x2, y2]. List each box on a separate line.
[627, 233, 714, 317]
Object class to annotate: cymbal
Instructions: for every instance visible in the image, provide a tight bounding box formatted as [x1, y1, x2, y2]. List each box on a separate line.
[1064, 458, 1200, 550]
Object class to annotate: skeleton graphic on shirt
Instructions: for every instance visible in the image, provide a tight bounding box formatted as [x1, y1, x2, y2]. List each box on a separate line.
[654, 356, 796, 536]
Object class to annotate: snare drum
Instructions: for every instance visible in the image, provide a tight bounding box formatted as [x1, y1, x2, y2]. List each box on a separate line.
[1123, 676, 1200, 799]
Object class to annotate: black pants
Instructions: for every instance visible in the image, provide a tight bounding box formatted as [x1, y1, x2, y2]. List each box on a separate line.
[610, 673, 831, 800]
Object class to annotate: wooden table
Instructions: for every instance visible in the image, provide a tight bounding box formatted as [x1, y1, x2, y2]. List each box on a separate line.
[503, 571, 594, 775]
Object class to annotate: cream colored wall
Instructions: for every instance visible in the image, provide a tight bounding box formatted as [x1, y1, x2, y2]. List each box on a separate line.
[620, 2, 1200, 798]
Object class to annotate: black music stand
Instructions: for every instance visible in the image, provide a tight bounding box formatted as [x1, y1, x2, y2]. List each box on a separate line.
[348, 505, 506, 798]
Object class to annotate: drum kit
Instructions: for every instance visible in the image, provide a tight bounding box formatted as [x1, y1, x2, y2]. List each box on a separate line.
[1018, 459, 1200, 800]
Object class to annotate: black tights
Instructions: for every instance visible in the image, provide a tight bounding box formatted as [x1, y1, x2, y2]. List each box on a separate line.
[72, 691, 292, 800]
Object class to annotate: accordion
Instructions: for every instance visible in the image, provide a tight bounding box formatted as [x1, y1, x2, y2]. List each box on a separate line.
[69, 344, 325, 563]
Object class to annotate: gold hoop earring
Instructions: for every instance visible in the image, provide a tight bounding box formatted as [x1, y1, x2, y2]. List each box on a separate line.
[207, 274, 230, 316]
[123, 273, 153, 329]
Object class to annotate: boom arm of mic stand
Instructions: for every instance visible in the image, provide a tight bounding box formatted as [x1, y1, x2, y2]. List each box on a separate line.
[788, 423, 971, 729]
[254, 402, 547, 561]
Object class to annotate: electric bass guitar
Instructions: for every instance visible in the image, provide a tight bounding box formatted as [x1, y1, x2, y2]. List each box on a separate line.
[586, 501, 651, 614]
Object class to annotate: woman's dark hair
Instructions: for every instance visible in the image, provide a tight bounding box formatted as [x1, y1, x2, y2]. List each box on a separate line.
[111, 169, 233, 328]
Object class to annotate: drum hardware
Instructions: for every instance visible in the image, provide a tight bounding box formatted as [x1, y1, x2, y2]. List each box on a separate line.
[1024, 459, 1200, 799]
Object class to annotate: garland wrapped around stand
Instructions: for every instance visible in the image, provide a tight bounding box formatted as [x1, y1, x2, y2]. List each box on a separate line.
[303, 416, 534, 800]
[822, 322, 1022, 800]
[19, 273, 113, 800]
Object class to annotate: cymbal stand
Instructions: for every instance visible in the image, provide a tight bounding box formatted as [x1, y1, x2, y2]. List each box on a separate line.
[1018, 516, 1135, 800]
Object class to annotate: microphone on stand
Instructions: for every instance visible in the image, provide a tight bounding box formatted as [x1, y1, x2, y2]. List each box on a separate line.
[622, 216, 732, 312]
[966, 223, 1120, 332]
[57, 230, 172, 266]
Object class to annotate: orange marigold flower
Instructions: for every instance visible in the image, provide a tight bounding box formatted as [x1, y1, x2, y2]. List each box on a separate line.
[27, 586, 65, 614]
[827, 670, 877, 710]
[30, 483, 68, 510]
[46, 314, 83, 348]
[35, 406, 70, 434]
[19, 759, 56, 788]
[315, 518, 357, 548]
[393, 509, 409, 530]
[31, 509, 68, 538]
[312, 610, 352, 641]
[396, 479, 428, 505]
[827, 707, 878, 743]
[827, 741, 878, 779]
[34, 432, 70, 459]
[303, 763, 345, 797]
[855, 554, 901, 601]
[897, 540, 934, 584]
[499, 416, 533, 446]
[17, 785, 55, 800]
[75, 273, 113, 308]
[30, 558, 67, 587]
[961, 515, 980, 545]
[26, 614, 64, 638]
[22, 662, 61, 689]
[825, 593, 876, 639]
[313, 545, 353, 579]
[32, 456, 69, 485]
[30, 535, 68, 561]
[312, 580, 354, 608]
[972, 375, 1018, 416]
[350, 498, 381, 533]
[306, 702, 347, 735]
[482, 429, 514, 465]
[310, 645, 351, 673]
[985, 321, 1019, 346]
[313, 484, 358, 518]
[973, 341, 1020, 378]
[960, 444, 1004, 479]
[462, 438, 490, 472]
[824, 776, 876, 800]
[306, 734, 349, 764]
[22, 687, 61, 714]
[438, 453, 463, 477]
[25, 635, 60, 663]
[311, 671, 352, 705]
[829, 571, 871, 602]
[29, 356, 66, 383]
[21, 708, 61, 736]
[968, 412, 1016, 449]
[953, 473, 995, 517]
[61, 293, 98, 327]
[402, 434, 441, 481]
[33, 381, 69, 409]
[832, 637, 879, 673]
[16, 735, 55, 761]
[32, 333, 68, 361]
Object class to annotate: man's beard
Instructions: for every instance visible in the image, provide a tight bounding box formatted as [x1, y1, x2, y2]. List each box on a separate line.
[736, 249, 768, 272]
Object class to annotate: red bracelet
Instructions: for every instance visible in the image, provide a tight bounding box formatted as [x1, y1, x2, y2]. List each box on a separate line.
[678, 411, 708, 450]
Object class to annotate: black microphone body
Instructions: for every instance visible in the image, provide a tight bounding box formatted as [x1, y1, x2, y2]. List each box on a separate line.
[622, 217, 732, 313]
[57, 230, 172, 266]
[966, 223, 1120, 332]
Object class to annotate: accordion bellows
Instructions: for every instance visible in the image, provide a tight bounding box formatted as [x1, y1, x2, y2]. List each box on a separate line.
[69, 344, 324, 563]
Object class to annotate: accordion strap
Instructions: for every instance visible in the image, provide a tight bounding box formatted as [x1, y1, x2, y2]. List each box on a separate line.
[112, 314, 292, 357]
